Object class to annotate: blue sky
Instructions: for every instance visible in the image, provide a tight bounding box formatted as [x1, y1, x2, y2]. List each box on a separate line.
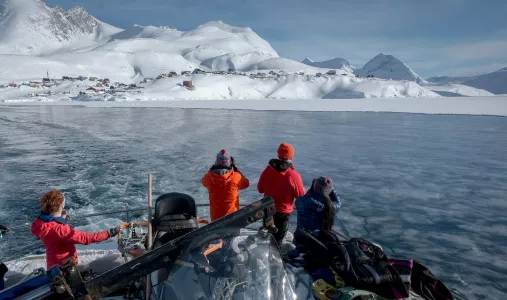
[46, 0, 507, 78]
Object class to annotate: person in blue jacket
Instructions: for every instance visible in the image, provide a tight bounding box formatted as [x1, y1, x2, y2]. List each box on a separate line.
[295, 176, 342, 232]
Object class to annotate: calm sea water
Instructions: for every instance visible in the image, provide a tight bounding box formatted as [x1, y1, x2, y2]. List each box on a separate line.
[0, 105, 506, 299]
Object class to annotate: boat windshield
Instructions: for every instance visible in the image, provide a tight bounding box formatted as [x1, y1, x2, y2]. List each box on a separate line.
[149, 229, 297, 300]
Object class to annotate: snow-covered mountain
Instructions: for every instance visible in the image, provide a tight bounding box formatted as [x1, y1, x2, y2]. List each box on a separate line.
[0, 0, 444, 101]
[426, 76, 474, 84]
[0, 0, 121, 55]
[88, 20, 281, 73]
[462, 67, 507, 95]
[301, 57, 354, 73]
[426, 84, 494, 97]
[356, 53, 426, 84]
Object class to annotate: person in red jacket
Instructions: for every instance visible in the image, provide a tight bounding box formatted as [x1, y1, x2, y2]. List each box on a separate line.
[257, 142, 305, 244]
[202, 149, 250, 221]
[31, 190, 120, 269]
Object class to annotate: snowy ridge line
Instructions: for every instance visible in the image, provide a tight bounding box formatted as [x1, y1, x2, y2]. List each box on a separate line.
[0, 0, 505, 99]
[2, 97, 506, 117]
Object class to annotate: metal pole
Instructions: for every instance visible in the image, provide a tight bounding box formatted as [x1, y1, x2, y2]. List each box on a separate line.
[147, 174, 153, 248]
[146, 173, 153, 299]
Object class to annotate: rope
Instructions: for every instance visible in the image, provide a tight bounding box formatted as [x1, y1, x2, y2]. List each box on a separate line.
[119, 222, 148, 261]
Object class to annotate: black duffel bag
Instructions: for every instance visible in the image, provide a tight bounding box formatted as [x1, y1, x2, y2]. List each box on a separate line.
[294, 229, 409, 299]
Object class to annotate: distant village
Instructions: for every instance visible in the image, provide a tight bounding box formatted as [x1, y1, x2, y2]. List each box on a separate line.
[0, 68, 370, 100]
[0, 75, 146, 99]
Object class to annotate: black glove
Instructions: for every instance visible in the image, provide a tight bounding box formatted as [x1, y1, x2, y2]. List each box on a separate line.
[230, 156, 238, 172]
[108, 227, 121, 237]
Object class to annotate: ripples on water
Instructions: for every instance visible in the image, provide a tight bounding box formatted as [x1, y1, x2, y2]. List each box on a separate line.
[0, 105, 506, 299]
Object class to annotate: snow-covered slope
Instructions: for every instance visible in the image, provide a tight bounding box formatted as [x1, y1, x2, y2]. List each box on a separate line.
[106, 73, 438, 101]
[110, 24, 182, 41]
[426, 84, 494, 97]
[245, 58, 325, 73]
[426, 76, 474, 84]
[91, 20, 279, 72]
[302, 57, 354, 73]
[357, 53, 426, 84]
[323, 79, 439, 99]
[462, 67, 507, 95]
[183, 21, 278, 57]
[201, 51, 275, 71]
[0, 0, 121, 55]
[0, 53, 136, 84]
[0, 0, 458, 101]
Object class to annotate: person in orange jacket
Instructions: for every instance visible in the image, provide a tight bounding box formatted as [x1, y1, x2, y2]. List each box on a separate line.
[202, 149, 250, 221]
[257, 142, 305, 244]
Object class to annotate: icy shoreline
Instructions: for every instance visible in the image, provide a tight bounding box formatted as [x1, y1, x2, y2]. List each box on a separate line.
[1, 97, 506, 117]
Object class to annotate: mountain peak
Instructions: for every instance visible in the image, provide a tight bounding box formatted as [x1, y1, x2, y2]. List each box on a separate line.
[302, 57, 313, 64]
[2, 0, 44, 8]
[301, 56, 354, 72]
[0, 0, 120, 55]
[1, 0, 47, 15]
[426, 75, 473, 84]
[358, 53, 425, 83]
[370, 53, 399, 64]
[462, 66, 507, 94]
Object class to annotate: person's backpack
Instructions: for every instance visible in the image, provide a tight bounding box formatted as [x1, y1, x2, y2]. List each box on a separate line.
[339, 237, 409, 299]
[294, 229, 409, 299]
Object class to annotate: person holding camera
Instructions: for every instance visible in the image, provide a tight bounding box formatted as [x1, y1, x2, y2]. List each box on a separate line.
[202, 149, 250, 221]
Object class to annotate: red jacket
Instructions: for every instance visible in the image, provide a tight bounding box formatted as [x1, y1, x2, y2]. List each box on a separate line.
[202, 169, 250, 221]
[257, 159, 305, 214]
[31, 218, 110, 269]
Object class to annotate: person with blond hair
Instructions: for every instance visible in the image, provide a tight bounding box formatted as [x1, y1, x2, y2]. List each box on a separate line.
[31, 190, 120, 269]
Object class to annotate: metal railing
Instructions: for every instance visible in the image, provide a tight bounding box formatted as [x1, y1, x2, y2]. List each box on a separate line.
[4, 203, 231, 231]
[77, 207, 150, 223]
[75, 203, 234, 223]
[1, 205, 218, 261]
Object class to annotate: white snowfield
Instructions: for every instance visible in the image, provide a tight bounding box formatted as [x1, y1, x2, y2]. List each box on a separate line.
[141, 73, 441, 99]
[425, 84, 495, 97]
[3, 97, 507, 117]
[0, 0, 504, 103]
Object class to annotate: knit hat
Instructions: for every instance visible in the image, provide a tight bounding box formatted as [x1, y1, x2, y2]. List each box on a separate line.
[277, 142, 295, 161]
[313, 176, 333, 196]
[215, 149, 231, 167]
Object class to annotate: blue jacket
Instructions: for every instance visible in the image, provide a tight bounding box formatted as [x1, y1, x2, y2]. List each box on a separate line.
[295, 190, 341, 232]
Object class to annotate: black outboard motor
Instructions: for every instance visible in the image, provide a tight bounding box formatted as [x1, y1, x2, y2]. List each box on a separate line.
[150, 192, 200, 249]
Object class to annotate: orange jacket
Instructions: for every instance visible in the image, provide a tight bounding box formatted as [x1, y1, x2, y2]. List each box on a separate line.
[202, 169, 250, 221]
